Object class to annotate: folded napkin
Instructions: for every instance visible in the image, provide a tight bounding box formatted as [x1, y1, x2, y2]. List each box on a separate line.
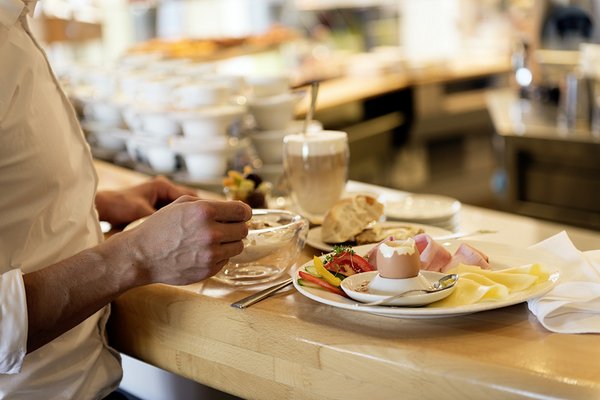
[431, 263, 550, 308]
[527, 231, 600, 334]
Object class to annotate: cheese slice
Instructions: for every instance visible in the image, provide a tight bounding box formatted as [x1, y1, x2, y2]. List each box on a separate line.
[430, 263, 550, 308]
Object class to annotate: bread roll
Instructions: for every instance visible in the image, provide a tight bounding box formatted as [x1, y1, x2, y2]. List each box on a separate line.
[321, 195, 384, 243]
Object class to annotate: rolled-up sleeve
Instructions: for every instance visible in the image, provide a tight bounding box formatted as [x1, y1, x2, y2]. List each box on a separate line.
[0, 268, 27, 374]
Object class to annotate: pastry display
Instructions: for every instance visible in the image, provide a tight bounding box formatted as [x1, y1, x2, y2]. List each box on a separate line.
[128, 25, 298, 61]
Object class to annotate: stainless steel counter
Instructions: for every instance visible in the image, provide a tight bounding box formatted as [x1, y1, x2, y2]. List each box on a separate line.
[487, 89, 600, 230]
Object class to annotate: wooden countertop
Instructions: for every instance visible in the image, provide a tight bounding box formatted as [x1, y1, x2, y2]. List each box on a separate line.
[97, 160, 600, 399]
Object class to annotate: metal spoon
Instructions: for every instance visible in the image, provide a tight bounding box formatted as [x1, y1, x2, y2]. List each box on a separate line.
[360, 273, 458, 307]
[303, 81, 319, 134]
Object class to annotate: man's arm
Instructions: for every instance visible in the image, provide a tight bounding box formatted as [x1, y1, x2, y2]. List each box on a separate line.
[23, 197, 250, 353]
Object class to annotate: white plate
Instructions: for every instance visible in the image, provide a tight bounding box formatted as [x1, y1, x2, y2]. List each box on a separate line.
[384, 194, 461, 222]
[306, 222, 452, 252]
[341, 271, 456, 306]
[292, 240, 561, 318]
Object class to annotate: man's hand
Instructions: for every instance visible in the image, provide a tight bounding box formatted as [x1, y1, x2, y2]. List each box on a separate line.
[95, 176, 197, 226]
[24, 194, 251, 353]
[109, 197, 253, 285]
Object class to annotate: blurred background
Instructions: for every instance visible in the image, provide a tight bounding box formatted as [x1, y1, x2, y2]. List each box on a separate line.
[26, 0, 600, 398]
[32, 0, 600, 241]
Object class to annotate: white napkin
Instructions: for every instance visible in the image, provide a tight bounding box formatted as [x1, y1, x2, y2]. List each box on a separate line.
[527, 231, 600, 334]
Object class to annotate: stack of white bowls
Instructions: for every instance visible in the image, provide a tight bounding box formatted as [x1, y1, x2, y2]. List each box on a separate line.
[120, 57, 247, 179]
[66, 55, 250, 182]
[69, 66, 130, 160]
[67, 56, 340, 187]
[245, 75, 321, 186]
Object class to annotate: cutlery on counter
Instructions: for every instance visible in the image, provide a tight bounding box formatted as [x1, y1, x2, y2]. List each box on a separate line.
[231, 278, 293, 309]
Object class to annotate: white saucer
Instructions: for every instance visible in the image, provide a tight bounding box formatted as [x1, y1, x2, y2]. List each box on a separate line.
[341, 271, 456, 307]
[384, 194, 461, 222]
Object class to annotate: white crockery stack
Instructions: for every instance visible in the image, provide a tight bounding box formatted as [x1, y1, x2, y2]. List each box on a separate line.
[65, 54, 256, 183]
[244, 74, 323, 190]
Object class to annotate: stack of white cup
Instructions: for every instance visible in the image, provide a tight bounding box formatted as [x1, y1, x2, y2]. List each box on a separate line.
[69, 66, 129, 160]
[245, 74, 322, 187]
[121, 57, 247, 179]
[65, 55, 248, 179]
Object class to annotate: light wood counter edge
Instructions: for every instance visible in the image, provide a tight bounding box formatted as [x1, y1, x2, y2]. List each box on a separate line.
[107, 280, 600, 400]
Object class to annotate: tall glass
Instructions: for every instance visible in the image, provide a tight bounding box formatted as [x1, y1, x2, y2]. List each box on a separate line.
[283, 131, 349, 223]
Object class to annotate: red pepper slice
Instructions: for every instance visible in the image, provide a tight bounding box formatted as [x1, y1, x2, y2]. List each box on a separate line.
[298, 271, 347, 297]
[325, 251, 374, 276]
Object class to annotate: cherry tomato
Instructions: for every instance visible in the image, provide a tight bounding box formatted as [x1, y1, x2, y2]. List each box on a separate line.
[324, 251, 374, 276]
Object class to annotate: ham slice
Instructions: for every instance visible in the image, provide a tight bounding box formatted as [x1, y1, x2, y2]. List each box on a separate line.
[414, 233, 452, 271]
[366, 234, 491, 272]
[444, 243, 491, 272]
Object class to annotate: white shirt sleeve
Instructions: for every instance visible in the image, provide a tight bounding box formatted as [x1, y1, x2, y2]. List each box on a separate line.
[0, 268, 28, 374]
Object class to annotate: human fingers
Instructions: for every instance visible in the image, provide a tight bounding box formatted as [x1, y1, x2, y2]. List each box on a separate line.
[202, 200, 251, 223]
[127, 199, 156, 222]
[153, 176, 197, 201]
[215, 220, 249, 244]
[171, 194, 198, 204]
[215, 240, 245, 262]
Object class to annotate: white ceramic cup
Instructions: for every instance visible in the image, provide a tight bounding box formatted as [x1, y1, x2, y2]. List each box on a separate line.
[176, 105, 245, 139]
[283, 130, 349, 223]
[249, 120, 322, 164]
[122, 106, 143, 131]
[92, 130, 127, 152]
[146, 146, 177, 173]
[139, 111, 180, 138]
[200, 74, 245, 94]
[173, 83, 230, 109]
[86, 68, 117, 99]
[183, 153, 228, 180]
[82, 100, 123, 127]
[248, 92, 304, 131]
[119, 71, 157, 102]
[246, 74, 290, 98]
[138, 78, 184, 108]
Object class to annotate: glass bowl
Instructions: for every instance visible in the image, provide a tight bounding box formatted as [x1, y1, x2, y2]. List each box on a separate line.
[213, 209, 308, 285]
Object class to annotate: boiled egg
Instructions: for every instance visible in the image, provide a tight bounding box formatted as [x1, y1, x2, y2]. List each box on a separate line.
[376, 238, 421, 279]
